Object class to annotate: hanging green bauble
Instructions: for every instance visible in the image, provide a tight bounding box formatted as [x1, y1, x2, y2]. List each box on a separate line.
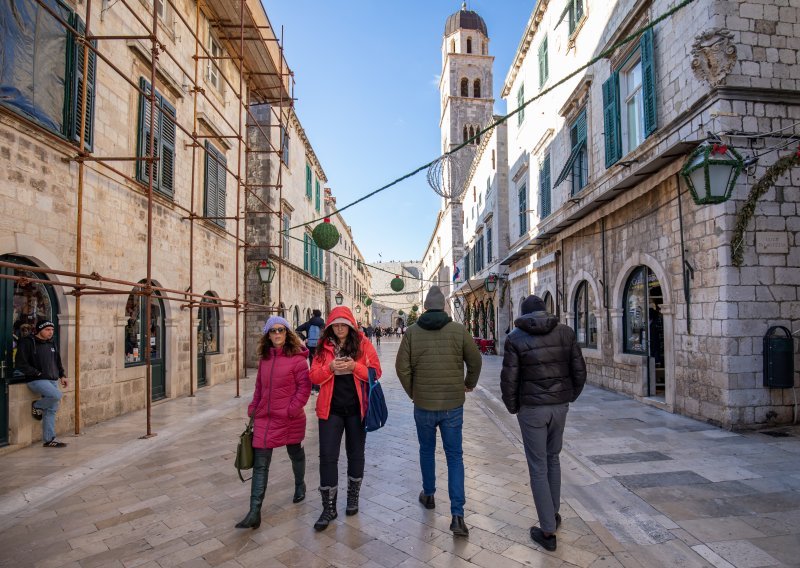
[365, 298, 373, 306]
[312, 218, 339, 250]
[398, 310, 405, 315]
[411, 304, 418, 312]
[390, 275, 404, 292]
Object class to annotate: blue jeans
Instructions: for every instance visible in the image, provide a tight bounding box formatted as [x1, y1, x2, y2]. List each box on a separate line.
[414, 405, 465, 516]
[27, 380, 62, 443]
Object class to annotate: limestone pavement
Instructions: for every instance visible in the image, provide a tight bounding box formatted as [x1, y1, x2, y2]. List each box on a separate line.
[1, 339, 800, 567]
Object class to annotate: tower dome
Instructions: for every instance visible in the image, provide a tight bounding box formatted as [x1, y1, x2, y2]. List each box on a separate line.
[444, 2, 487, 37]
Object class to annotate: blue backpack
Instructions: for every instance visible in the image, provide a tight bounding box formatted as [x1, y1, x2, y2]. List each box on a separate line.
[306, 324, 321, 347]
[364, 367, 388, 432]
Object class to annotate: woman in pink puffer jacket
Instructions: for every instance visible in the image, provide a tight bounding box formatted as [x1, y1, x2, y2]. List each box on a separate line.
[235, 316, 312, 530]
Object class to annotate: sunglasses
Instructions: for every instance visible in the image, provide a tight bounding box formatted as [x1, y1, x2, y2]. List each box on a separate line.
[268, 327, 287, 335]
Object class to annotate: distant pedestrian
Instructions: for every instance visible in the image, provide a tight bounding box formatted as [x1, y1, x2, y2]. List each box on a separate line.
[375, 327, 382, 345]
[236, 316, 311, 529]
[500, 295, 586, 552]
[395, 286, 482, 537]
[296, 309, 325, 393]
[309, 306, 382, 531]
[15, 320, 69, 447]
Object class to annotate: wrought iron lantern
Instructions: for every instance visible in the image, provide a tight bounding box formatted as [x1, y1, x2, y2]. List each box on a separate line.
[335, 291, 344, 305]
[454, 297, 462, 309]
[355, 305, 361, 313]
[681, 141, 744, 204]
[257, 259, 276, 284]
[485, 274, 498, 293]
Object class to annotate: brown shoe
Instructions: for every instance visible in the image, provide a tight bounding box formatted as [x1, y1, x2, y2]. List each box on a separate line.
[43, 440, 67, 448]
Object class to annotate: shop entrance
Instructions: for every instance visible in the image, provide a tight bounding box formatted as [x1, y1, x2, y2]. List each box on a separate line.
[0, 255, 60, 446]
[124, 287, 166, 401]
[623, 265, 665, 398]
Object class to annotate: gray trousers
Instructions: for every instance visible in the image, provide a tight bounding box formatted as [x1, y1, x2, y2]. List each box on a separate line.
[517, 403, 568, 534]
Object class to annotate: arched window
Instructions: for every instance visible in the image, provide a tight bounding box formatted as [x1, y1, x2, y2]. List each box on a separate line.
[293, 306, 300, 329]
[573, 281, 597, 348]
[473, 79, 481, 98]
[475, 126, 480, 145]
[482, 42, 486, 55]
[198, 293, 220, 356]
[463, 125, 468, 143]
[468, 126, 475, 141]
[279, 302, 286, 319]
[450, 39, 455, 53]
[543, 291, 554, 314]
[623, 266, 663, 356]
[466, 37, 472, 54]
[460, 78, 468, 96]
[306, 308, 312, 321]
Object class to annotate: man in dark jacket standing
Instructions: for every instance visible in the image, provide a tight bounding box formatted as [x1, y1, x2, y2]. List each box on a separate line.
[395, 286, 482, 537]
[16, 320, 69, 447]
[500, 295, 586, 552]
[296, 309, 325, 392]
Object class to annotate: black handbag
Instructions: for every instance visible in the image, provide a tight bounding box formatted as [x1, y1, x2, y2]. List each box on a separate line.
[235, 416, 255, 482]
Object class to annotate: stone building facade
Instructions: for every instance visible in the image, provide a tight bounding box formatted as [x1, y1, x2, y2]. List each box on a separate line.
[369, 262, 423, 330]
[500, 0, 800, 427]
[0, 0, 290, 447]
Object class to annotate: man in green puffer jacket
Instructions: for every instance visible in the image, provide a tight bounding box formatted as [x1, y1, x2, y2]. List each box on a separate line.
[395, 286, 482, 538]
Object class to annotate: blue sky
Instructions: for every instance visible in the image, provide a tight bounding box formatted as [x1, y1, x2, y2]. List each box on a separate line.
[262, 1, 534, 263]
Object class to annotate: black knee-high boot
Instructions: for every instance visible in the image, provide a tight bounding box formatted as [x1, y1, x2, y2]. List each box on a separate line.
[346, 476, 362, 516]
[288, 445, 306, 503]
[313, 486, 338, 531]
[236, 449, 271, 529]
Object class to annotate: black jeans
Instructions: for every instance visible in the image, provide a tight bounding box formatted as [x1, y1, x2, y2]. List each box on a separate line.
[318, 413, 366, 487]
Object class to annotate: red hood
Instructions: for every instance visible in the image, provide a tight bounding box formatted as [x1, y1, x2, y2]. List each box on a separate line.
[325, 306, 359, 329]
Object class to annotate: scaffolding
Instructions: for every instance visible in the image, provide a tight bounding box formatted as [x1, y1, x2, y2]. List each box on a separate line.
[0, 0, 292, 438]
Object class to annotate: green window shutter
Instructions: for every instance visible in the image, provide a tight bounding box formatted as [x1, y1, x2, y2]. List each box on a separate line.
[487, 228, 493, 263]
[68, 14, 97, 151]
[540, 153, 551, 218]
[518, 184, 527, 235]
[318, 246, 323, 279]
[538, 37, 548, 88]
[517, 84, 525, 125]
[315, 179, 320, 211]
[303, 235, 309, 271]
[641, 28, 657, 137]
[159, 96, 176, 197]
[602, 73, 622, 167]
[136, 78, 156, 186]
[204, 141, 217, 224]
[576, 108, 587, 144]
[305, 165, 312, 198]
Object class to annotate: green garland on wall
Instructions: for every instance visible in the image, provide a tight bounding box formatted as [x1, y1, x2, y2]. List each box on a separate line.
[731, 152, 800, 267]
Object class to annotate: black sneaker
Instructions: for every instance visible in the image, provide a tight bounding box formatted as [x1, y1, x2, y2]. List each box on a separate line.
[31, 402, 43, 421]
[43, 440, 67, 448]
[450, 515, 469, 537]
[418, 491, 435, 510]
[530, 527, 557, 551]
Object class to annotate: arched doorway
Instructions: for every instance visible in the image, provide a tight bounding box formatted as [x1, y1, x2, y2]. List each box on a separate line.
[623, 266, 665, 398]
[478, 301, 487, 338]
[543, 292, 554, 315]
[197, 293, 219, 388]
[487, 298, 496, 339]
[0, 255, 60, 446]
[124, 283, 167, 401]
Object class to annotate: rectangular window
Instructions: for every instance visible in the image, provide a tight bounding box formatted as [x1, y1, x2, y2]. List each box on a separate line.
[465, 250, 471, 280]
[518, 183, 528, 236]
[539, 153, 551, 218]
[137, 78, 177, 197]
[280, 126, 289, 165]
[204, 142, 227, 228]
[0, 1, 97, 150]
[517, 84, 525, 125]
[538, 36, 549, 89]
[604, 28, 656, 166]
[559, 0, 585, 35]
[570, 111, 588, 195]
[315, 179, 321, 212]
[486, 176, 492, 197]
[208, 35, 222, 91]
[487, 227, 493, 263]
[305, 164, 312, 199]
[282, 214, 290, 259]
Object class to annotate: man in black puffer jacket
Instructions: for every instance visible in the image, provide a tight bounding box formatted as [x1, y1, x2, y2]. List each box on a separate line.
[500, 295, 586, 552]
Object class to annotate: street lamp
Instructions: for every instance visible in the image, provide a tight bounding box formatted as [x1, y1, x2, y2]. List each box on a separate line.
[257, 259, 276, 284]
[355, 305, 361, 314]
[454, 297, 462, 309]
[335, 291, 344, 305]
[681, 141, 744, 204]
[485, 274, 498, 293]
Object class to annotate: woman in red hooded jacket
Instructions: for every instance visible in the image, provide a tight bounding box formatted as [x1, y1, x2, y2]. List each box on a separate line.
[309, 306, 382, 531]
[235, 316, 312, 530]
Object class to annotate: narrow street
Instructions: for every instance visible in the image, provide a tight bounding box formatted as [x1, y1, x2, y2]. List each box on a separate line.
[1, 340, 800, 568]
